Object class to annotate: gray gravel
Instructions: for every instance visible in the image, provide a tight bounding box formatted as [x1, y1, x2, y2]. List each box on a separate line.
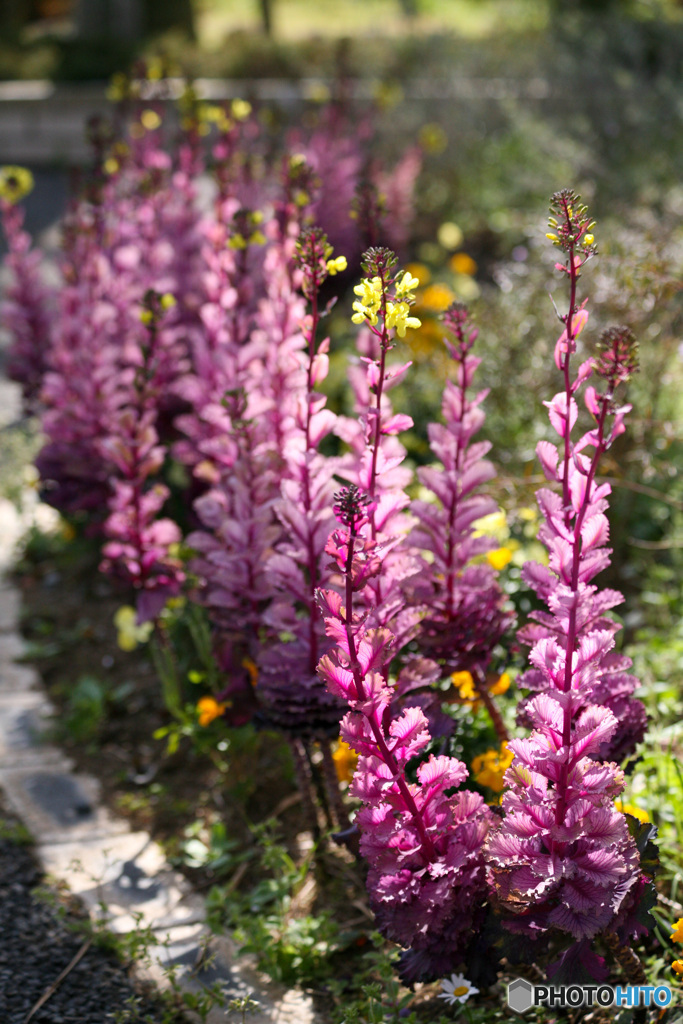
[0, 797, 189, 1024]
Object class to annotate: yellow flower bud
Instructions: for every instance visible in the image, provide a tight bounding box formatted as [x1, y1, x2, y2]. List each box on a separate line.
[0, 165, 34, 205]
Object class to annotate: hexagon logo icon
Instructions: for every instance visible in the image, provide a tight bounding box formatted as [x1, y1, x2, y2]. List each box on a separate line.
[508, 978, 534, 1015]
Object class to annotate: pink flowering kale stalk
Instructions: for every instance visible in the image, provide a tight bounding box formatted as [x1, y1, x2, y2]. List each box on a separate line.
[0, 168, 54, 415]
[99, 290, 185, 623]
[317, 484, 493, 985]
[335, 247, 422, 654]
[407, 303, 513, 741]
[256, 228, 346, 736]
[486, 191, 653, 982]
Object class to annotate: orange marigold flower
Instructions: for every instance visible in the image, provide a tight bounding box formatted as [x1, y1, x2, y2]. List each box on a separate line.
[450, 252, 478, 277]
[421, 282, 455, 313]
[489, 672, 511, 696]
[197, 696, 227, 727]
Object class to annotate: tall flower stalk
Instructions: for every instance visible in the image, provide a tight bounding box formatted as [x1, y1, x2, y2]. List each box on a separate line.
[0, 167, 53, 414]
[317, 484, 492, 983]
[99, 290, 185, 622]
[486, 191, 650, 979]
[256, 228, 346, 736]
[336, 248, 421, 648]
[408, 303, 513, 741]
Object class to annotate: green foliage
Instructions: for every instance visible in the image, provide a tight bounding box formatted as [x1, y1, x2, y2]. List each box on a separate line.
[207, 822, 344, 987]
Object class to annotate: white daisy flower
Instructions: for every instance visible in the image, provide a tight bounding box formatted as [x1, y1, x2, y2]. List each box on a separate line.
[438, 973, 479, 1006]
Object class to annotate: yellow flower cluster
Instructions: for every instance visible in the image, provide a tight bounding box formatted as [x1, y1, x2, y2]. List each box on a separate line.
[351, 270, 421, 336]
[352, 276, 383, 326]
[471, 742, 514, 794]
[671, 918, 683, 977]
[614, 799, 649, 824]
[452, 670, 510, 707]
[326, 255, 347, 275]
[114, 606, 154, 651]
[0, 166, 34, 205]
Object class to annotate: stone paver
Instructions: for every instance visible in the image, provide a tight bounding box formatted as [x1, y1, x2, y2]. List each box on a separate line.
[0, 689, 70, 767]
[39, 832, 205, 934]
[0, 583, 20, 632]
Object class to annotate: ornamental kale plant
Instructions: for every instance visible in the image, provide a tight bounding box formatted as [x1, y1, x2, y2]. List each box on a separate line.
[406, 302, 513, 742]
[99, 290, 186, 622]
[485, 190, 652, 981]
[316, 197, 655, 989]
[317, 484, 492, 985]
[0, 168, 53, 415]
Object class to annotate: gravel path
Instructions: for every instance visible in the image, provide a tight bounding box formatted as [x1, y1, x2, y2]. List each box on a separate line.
[0, 796, 190, 1024]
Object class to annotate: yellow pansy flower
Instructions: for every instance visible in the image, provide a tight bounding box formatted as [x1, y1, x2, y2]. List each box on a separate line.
[670, 918, 683, 944]
[452, 670, 477, 702]
[471, 742, 513, 793]
[615, 799, 650, 824]
[672, 960, 683, 976]
[487, 547, 513, 571]
[197, 696, 227, 727]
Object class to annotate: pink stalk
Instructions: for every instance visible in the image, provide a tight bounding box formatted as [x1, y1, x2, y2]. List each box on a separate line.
[317, 483, 492, 982]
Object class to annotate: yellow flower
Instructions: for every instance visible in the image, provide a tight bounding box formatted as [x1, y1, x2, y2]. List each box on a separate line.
[197, 696, 227, 727]
[385, 300, 421, 337]
[160, 293, 176, 310]
[670, 918, 683, 944]
[437, 221, 464, 250]
[615, 800, 650, 824]
[420, 283, 455, 313]
[452, 670, 477, 702]
[103, 158, 119, 175]
[395, 270, 420, 298]
[403, 262, 431, 286]
[489, 672, 511, 696]
[449, 252, 478, 277]
[487, 547, 513, 571]
[353, 276, 383, 307]
[332, 739, 358, 784]
[471, 742, 513, 793]
[140, 109, 161, 131]
[114, 606, 153, 651]
[351, 300, 378, 326]
[0, 166, 34, 204]
[326, 255, 347, 275]
[231, 99, 252, 121]
[672, 960, 683, 976]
